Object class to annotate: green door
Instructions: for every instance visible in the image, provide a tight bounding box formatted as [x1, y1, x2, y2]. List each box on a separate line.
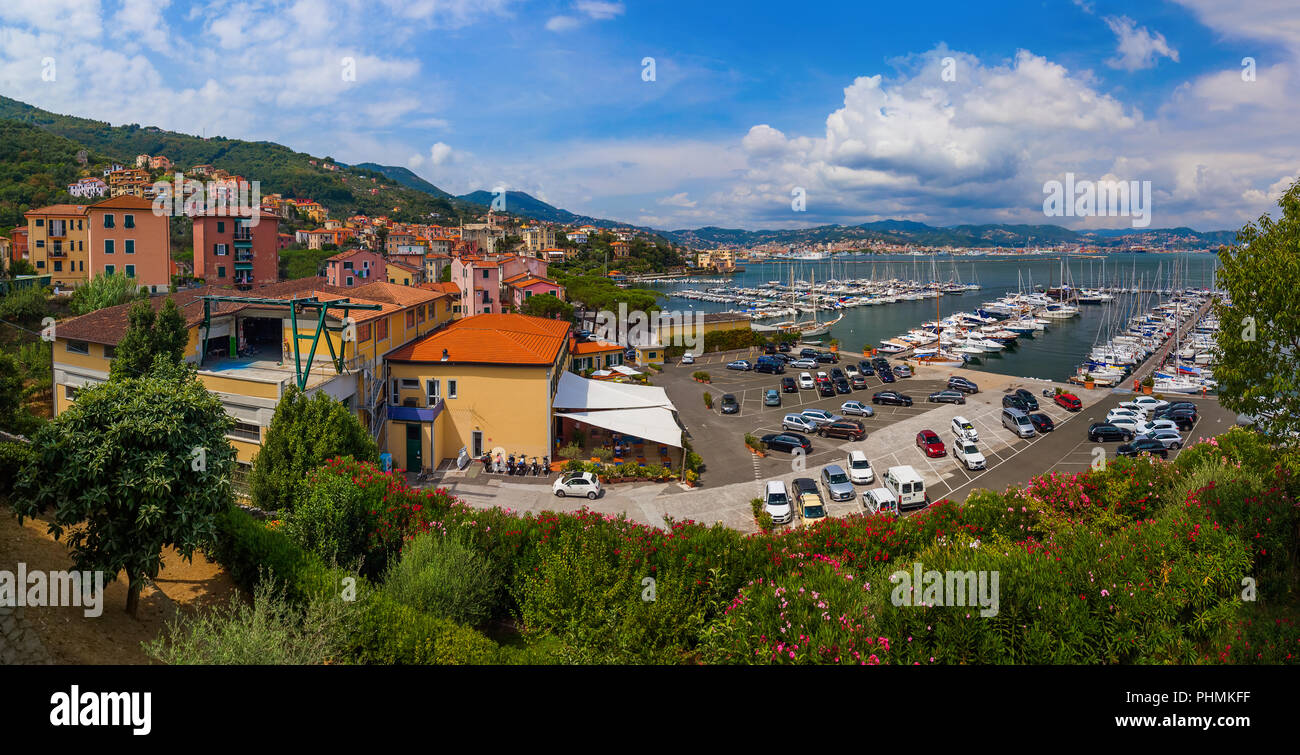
[405, 423, 422, 472]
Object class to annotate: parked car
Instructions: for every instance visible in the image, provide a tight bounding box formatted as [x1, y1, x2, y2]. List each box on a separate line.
[814, 352, 839, 363]
[681, 352, 695, 365]
[846, 450, 875, 484]
[843, 364, 859, 377]
[801, 409, 843, 426]
[1136, 419, 1179, 435]
[877, 368, 896, 384]
[818, 381, 836, 397]
[863, 487, 898, 514]
[782, 414, 819, 433]
[1029, 413, 1055, 433]
[1153, 408, 1198, 429]
[840, 400, 875, 417]
[821, 464, 856, 502]
[1088, 423, 1134, 442]
[798, 372, 815, 389]
[893, 364, 912, 378]
[1013, 389, 1039, 411]
[927, 390, 967, 405]
[819, 419, 867, 441]
[761, 433, 812, 454]
[953, 440, 986, 471]
[872, 391, 913, 406]
[834, 378, 852, 394]
[1153, 403, 1198, 419]
[1054, 392, 1083, 411]
[1106, 408, 1144, 424]
[720, 394, 739, 414]
[800, 348, 820, 359]
[947, 376, 979, 394]
[1120, 396, 1169, 414]
[553, 471, 601, 499]
[781, 376, 798, 393]
[727, 359, 753, 371]
[791, 358, 819, 369]
[764, 389, 782, 407]
[916, 430, 947, 458]
[1002, 394, 1031, 411]
[857, 361, 876, 376]
[763, 480, 793, 525]
[850, 373, 868, 389]
[778, 342, 793, 352]
[1108, 416, 1143, 434]
[1139, 429, 1184, 449]
[763, 344, 778, 355]
[830, 367, 846, 381]
[951, 415, 979, 442]
[795, 478, 828, 527]
[1117, 437, 1169, 459]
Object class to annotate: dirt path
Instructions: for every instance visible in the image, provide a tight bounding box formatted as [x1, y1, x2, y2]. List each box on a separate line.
[1, 503, 239, 665]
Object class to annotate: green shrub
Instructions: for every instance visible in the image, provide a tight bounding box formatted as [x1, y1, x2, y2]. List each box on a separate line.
[380, 533, 503, 626]
[284, 469, 375, 574]
[0, 441, 34, 499]
[703, 391, 713, 408]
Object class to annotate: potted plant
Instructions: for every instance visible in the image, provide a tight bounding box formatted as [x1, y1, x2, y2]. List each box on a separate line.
[1083, 372, 1095, 390]
[750, 497, 774, 533]
[744, 433, 766, 457]
[703, 391, 713, 409]
[1141, 375, 1155, 395]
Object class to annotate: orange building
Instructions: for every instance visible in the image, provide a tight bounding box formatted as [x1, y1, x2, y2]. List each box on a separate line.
[86, 195, 172, 292]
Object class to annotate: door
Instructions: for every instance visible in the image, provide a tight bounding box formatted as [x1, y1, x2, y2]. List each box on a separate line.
[405, 423, 422, 472]
[472, 431, 483, 457]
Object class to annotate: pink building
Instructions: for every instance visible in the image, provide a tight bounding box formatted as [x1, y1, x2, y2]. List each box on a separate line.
[324, 248, 384, 287]
[502, 272, 564, 309]
[451, 257, 502, 315]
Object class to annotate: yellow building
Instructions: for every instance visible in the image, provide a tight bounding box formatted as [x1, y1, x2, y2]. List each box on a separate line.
[25, 204, 90, 288]
[51, 278, 455, 482]
[386, 260, 423, 286]
[383, 314, 572, 471]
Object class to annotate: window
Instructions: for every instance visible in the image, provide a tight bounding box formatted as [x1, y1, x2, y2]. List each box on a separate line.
[35, 218, 44, 227]
[124, 214, 135, 229]
[35, 240, 44, 249]
[447, 379, 457, 399]
[103, 214, 115, 228]
[358, 323, 371, 342]
[417, 304, 426, 323]
[343, 261, 353, 270]
[215, 243, 228, 256]
[104, 239, 114, 254]
[391, 379, 400, 405]
[53, 261, 62, 272]
[229, 422, 261, 442]
[217, 221, 225, 233]
[105, 264, 115, 275]
[125, 264, 135, 277]
[400, 378, 419, 390]
[481, 269, 489, 279]
[104, 345, 115, 359]
[377, 317, 388, 341]
[125, 240, 135, 254]
[217, 266, 226, 278]
[67, 340, 89, 355]
[50, 220, 66, 236]
[405, 310, 415, 328]
[346, 276, 354, 286]
[426, 379, 440, 406]
[64, 385, 77, 400]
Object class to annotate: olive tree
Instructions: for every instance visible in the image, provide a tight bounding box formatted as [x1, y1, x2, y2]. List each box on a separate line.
[12, 357, 236, 616]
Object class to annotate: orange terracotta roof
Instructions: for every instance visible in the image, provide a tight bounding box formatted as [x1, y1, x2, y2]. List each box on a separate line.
[416, 282, 460, 296]
[571, 339, 623, 356]
[386, 314, 570, 365]
[88, 195, 154, 210]
[25, 204, 88, 216]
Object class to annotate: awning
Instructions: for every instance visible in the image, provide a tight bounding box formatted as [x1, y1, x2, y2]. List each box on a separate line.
[555, 408, 682, 448]
[554, 370, 673, 410]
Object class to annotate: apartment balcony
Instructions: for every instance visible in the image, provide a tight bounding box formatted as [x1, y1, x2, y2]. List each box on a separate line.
[235, 251, 254, 263]
[233, 228, 253, 242]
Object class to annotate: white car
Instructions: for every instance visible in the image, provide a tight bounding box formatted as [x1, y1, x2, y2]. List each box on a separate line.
[846, 450, 875, 484]
[1108, 416, 1143, 434]
[951, 415, 979, 443]
[840, 401, 875, 417]
[863, 487, 897, 515]
[798, 372, 815, 389]
[1120, 396, 1169, 414]
[1107, 408, 1144, 423]
[1140, 429, 1184, 449]
[763, 480, 793, 525]
[843, 364, 859, 377]
[953, 441, 986, 471]
[681, 352, 695, 365]
[1136, 419, 1179, 435]
[553, 471, 601, 499]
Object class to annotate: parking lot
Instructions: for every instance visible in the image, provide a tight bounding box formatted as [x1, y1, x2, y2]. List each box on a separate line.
[656, 346, 1236, 526]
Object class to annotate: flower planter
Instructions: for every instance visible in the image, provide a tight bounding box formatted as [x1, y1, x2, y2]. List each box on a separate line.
[1141, 385, 1153, 395]
[1084, 381, 1095, 389]
[747, 446, 766, 457]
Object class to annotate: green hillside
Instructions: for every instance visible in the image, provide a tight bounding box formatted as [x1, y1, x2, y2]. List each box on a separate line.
[0, 120, 114, 229]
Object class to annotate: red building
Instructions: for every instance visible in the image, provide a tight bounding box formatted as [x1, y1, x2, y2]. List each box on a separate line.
[192, 210, 281, 287]
[9, 227, 28, 263]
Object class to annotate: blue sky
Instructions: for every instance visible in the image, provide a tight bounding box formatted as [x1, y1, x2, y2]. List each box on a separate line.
[2, 0, 1298, 232]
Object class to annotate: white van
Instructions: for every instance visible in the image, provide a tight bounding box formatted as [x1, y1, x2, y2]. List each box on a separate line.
[882, 465, 928, 511]
[763, 480, 793, 525]
[1001, 408, 1036, 438]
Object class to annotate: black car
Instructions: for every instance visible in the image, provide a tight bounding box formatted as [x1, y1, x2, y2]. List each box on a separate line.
[850, 374, 868, 389]
[1029, 413, 1055, 433]
[947, 376, 979, 394]
[830, 367, 846, 381]
[1159, 410, 1198, 430]
[817, 381, 836, 397]
[1013, 389, 1040, 411]
[761, 433, 812, 454]
[871, 357, 891, 371]
[763, 344, 778, 355]
[781, 376, 798, 393]
[927, 390, 966, 405]
[857, 361, 875, 376]
[1153, 404, 1199, 422]
[878, 368, 896, 384]
[800, 348, 821, 359]
[720, 394, 739, 414]
[778, 342, 793, 353]
[793, 476, 820, 497]
[1088, 423, 1134, 442]
[1117, 438, 1169, 458]
[819, 419, 867, 441]
[814, 352, 838, 363]
[834, 379, 852, 394]
[1002, 394, 1030, 411]
[872, 391, 913, 407]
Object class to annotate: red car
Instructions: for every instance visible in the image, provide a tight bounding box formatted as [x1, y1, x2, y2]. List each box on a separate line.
[1054, 392, 1082, 411]
[916, 430, 947, 458]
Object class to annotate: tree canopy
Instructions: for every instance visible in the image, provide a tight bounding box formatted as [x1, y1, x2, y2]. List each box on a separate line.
[110, 298, 188, 380]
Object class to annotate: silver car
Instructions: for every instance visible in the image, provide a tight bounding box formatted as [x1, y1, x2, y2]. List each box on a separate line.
[801, 409, 843, 426]
[840, 401, 875, 417]
[820, 464, 855, 502]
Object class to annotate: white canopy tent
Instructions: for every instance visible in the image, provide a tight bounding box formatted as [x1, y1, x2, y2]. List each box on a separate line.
[553, 371, 682, 449]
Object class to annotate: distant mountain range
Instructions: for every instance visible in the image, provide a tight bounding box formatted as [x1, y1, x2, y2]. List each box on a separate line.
[0, 95, 1235, 250]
